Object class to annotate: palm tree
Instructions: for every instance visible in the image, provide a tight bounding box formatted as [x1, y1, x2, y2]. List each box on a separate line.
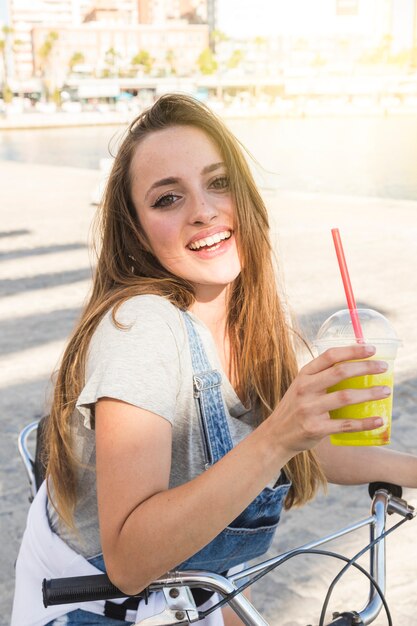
[227, 49, 244, 70]
[165, 49, 176, 75]
[69, 51, 85, 74]
[131, 50, 153, 75]
[197, 47, 218, 75]
[103, 47, 121, 78]
[0, 26, 14, 104]
[210, 29, 228, 53]
[38, 31, 59, 101]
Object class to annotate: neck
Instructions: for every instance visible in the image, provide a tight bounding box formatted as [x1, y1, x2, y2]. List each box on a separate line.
[189, 285, 229, 339]
[190, 285, 233, 382]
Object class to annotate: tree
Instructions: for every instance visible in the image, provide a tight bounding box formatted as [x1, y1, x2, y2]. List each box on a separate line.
[197, 48, 218, 75]
[310, 52, 327, 68]
[38, 31, 59, 101]
[411, 46, 417, 69]
[380, 34, 393, 64]
[227, 49, 244, 70]
[38, 31, 59, 70]
[254, 36, 267, 48]
[293, 37, 308, 51]
[0, 26, 14, 103]
[103, 47, 121, 78]
[209, 29, 228, 53]
[359, 34, 393, 67]
[131, 50, 153, 75]
[69, 51, 85, 74]
[165, 49, 176, 75]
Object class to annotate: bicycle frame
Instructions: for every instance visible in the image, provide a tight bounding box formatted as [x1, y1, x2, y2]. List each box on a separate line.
[42, 487, 415, 626]
[19, 423, 416, 626]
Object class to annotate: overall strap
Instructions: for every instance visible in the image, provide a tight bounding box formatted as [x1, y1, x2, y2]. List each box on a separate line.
[181, 311, 234, 464]
[182, 310, 212, 372]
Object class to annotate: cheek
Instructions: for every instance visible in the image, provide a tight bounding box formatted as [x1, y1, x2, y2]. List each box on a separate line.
[144, 217, 183, 261]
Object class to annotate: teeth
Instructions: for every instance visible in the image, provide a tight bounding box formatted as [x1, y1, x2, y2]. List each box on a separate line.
[189, 230, 231, 250]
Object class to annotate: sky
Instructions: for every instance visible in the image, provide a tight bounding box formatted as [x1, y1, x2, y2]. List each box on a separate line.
[217, 0, 415, 44]
[217, 0, 366, 37]
[0, 0, 7, 22]
[0, 0, 415, 48]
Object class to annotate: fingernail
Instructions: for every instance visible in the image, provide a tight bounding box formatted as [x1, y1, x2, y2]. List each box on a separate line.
[377, 361, 389, 372]
[365, 345, 376, 354]
[374, 418, 383, 427]
[382, 386, 392, 396]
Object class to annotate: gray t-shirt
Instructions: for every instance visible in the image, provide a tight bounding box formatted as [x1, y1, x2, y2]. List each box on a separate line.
[49, 295, 261, 557]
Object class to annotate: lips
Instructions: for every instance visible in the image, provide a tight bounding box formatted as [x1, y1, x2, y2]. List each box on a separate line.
[186, 225, 233, 248]
[188, 230, 232, 251]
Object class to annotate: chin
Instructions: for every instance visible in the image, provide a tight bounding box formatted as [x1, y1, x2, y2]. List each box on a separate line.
[205, 262, 241, 284]
[200, 271, 241, 289]
[171, 257, 241, 289]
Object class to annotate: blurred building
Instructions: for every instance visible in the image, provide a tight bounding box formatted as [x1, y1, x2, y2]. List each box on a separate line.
[3, 0, 207, 88]
[414, 0, 417, 66]
[137, 0, 207, 23]
[335, 0, 359, 16]
[3, 0, 417, 95]
[4, 0, 94, 82]
[84, 0, 138, 24]
[31, 21, 208, 84]
[207, 0, 217, 49]
[216, 0, 417, 75]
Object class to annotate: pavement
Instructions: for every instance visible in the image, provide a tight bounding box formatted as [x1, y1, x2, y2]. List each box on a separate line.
[1, 159, 417, 625]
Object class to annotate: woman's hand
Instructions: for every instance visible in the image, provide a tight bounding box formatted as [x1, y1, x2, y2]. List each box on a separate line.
[271, 344, 390, 455]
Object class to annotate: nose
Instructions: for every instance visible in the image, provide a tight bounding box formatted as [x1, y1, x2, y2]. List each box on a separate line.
[189, 191, 219, 225]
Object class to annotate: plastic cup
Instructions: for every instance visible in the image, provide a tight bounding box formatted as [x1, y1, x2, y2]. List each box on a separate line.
[314, 309, 401, 446]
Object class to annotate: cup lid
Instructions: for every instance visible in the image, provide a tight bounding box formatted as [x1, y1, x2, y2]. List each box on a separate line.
[314, 308, 401, 348]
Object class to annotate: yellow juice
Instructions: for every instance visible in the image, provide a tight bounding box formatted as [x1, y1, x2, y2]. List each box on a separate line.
[329, 362, 394, 446]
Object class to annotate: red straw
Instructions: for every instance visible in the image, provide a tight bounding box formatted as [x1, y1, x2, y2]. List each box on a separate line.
[331, 228, 365, 343]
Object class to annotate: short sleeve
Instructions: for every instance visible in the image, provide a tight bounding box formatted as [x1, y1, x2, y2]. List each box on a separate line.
[76, 295, 183, 429]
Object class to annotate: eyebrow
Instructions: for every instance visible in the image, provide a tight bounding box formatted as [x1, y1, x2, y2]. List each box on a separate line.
[144, 162, 225, 200]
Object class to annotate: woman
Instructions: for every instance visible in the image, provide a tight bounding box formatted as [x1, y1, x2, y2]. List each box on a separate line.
[12, 94, 417, 626]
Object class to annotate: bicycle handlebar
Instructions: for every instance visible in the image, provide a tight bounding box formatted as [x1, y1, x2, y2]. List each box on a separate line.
[42, 573, 142, 607]
[42, 483, 415, 626]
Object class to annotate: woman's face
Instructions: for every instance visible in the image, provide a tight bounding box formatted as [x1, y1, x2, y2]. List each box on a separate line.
[130, 125, 241, 299]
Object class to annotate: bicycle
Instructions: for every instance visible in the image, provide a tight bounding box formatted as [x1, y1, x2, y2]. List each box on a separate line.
[18, 420, 416, 626]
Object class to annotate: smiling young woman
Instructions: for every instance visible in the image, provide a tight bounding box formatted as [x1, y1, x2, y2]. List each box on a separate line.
[12, 94, 417, 626]
[129, 124, 241, 296]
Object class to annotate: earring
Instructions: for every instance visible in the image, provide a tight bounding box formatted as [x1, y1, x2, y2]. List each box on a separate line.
[128, 254, 136, 274]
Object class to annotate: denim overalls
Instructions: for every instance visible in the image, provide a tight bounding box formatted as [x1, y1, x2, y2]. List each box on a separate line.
[87, 312, 291, 576]
[177, 311, 291, 573]
[55, 311, 291, 624]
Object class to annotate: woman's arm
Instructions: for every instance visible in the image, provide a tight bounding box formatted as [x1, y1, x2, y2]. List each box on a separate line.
[96, 397, 289, 595]
[315, 438, 417, 487]
[95, 343, 395, 595]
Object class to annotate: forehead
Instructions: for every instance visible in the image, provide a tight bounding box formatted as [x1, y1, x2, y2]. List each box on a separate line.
[130, 125, 223, 182]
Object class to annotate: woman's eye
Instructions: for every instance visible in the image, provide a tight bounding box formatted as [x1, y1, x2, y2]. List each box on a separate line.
[210, 175, 230, 191]
[151, 193, 180, 208]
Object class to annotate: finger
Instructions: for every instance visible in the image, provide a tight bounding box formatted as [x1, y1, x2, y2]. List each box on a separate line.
[329, 415, 384, 435]
[322, 384, 392, 413]
[303, 344, 376, 376]
[312, 358, 389, 392]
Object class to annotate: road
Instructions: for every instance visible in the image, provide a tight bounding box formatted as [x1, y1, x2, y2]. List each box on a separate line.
[1, 160, 417, 625]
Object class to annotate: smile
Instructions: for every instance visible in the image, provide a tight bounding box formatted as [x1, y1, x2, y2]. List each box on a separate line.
[188, 230, 232, 251]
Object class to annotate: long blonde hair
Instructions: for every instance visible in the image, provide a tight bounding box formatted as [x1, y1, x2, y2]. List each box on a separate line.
[46, 93, 325, 528]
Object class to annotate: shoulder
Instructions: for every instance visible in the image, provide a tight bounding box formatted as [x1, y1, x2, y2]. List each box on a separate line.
[79, 296, 188, 428]
[91, 295, 188, 358]
[121, 294, 183, 322]
[101, 294, 185, 336]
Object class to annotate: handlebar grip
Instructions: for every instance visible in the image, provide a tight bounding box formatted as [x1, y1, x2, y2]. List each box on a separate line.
[368, 481, 402, 499]
[42, 574, 141, 607]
